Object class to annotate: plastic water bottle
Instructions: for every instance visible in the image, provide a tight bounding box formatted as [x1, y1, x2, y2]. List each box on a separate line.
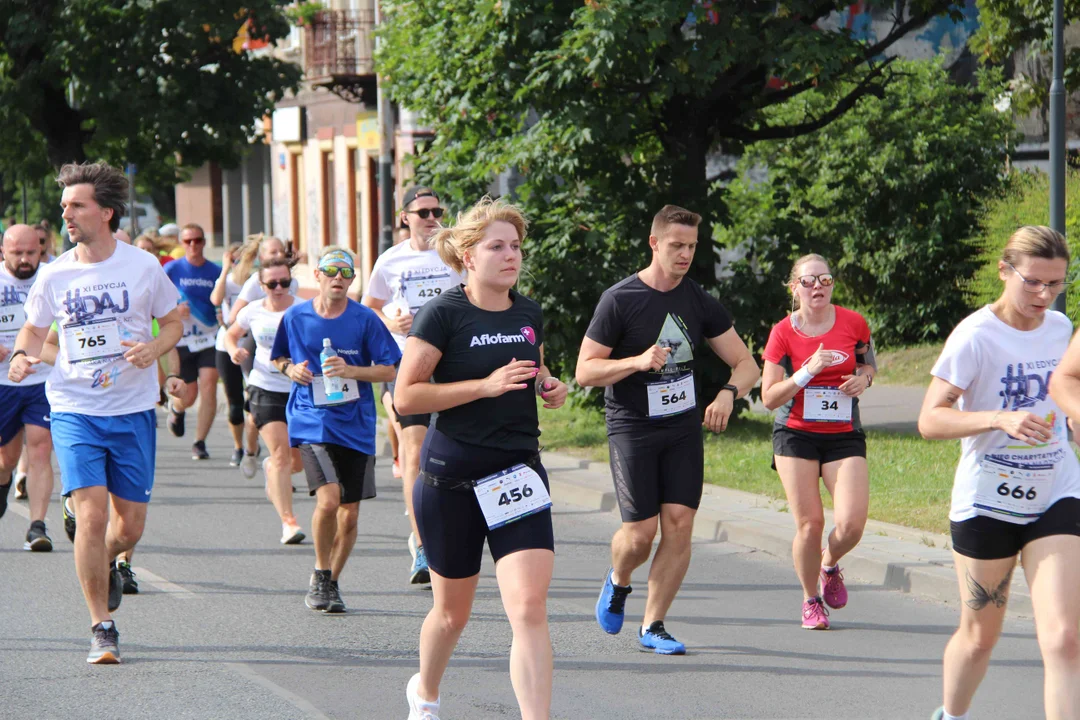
[320, 338, 344, 402]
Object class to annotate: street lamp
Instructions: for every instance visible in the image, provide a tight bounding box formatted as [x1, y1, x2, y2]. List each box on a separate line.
[1051, 0, 1067, 313]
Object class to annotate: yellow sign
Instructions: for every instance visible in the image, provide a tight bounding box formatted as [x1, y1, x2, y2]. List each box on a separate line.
[356, 112, 379, 151]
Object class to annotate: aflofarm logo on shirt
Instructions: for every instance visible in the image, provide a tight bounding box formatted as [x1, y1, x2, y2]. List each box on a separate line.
[470, 329, 533, 347]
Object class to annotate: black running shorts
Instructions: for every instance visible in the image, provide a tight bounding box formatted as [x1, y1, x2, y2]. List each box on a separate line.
[177, 346, 217, 384]
[388, 366, 431, 430]
[248, 386, 288, 430]
[299, 443, 376, 504]
[607, 418, 704, 523]
[771, 426, 866, 469]
[951, 497, 1080, 560]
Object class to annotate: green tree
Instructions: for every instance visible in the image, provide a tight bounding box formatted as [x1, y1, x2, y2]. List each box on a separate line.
[0, 0, 301, 188]
[720, 60, 1015, 350]
[378, 0, 967, 399]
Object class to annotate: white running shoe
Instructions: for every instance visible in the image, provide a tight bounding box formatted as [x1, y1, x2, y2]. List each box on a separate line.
[240, 452, 259, 479]
[13, 472, 27, 500]
[408, 531, 419, 562]
[406, 673, 440, 720]
[281, 521, 305, 545]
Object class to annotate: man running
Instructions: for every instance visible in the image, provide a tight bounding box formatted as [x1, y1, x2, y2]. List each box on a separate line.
[164, 223, 222, 460]
[272, 247, 398, 613]
[576, 205, 759, 654]
[362, 186, 464, 585]
[11, 161, 183, 664]
[0, 224, 55, 550]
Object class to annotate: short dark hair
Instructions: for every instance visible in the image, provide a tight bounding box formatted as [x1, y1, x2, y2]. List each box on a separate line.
[56, 162, 128, 233]
[258, 257, 292, 281]
[651, 204, 701, 238]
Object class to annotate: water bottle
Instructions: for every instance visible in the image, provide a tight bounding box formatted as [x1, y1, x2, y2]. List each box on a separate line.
[320, 338, 345, 402]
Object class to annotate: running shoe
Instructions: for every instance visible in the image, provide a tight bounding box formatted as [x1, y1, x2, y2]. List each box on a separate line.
[409, 531, 419, 561]
[14, 473, 27, 500]
[24, 520, 52, 552]
[595, 568, 632, 634]
[87, 622, 120, 664]
[281, 521, 305, 545]
[229, 448, 244, 467]
[802, 596, 830, 630]
[392, 458, 402, 479]
[639, 621, 686, 655]
[930, 708, 945, 720]
[0, 475, 11, 520]
[240, 451, 259, 479]
[410, 546, 431, 585]
[820, 564, 848, 609]
[107, 561, 123, 612]
[192, 440, 210, 460]
[62, 495, 76, 542]
[168, 408, 185, 437]
[305, 569, 331, 612]
[326, 580, 346, 614]
[118, 562, 139, 594]
[406, 672, 441, 720]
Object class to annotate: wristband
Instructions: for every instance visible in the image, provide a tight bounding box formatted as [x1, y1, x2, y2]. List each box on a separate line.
[281, 362, 291, 375]
[165, 374, 181, 383]
[792, 366, 814, 388]
[9, 349, 26, 361]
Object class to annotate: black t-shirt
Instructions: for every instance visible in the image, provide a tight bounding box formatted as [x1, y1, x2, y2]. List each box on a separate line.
[584, 274, 734, 432]
[410, 285, 544, 453]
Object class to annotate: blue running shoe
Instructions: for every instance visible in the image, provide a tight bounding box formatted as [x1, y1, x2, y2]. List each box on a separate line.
[639, 621, 686, 655]
[410, 545, 431, 585]
[595, 568, 632, 634]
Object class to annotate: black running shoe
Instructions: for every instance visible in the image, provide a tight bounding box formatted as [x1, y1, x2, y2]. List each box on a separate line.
[14, 474, 26, 500]
[0, 475, 11, 520]
[229, 448, 244, 467]
[305, 569, 331, 612]
[24, 520, 52, 552]
[192, 440, 210, 460]
[325, 580, 346, 614]
[108, 561, 123, 612]
[87, 622, 120, 664]
[118, 561, 139, 594]
[62, 495, 76, 542]
[168, 409, 185, 437]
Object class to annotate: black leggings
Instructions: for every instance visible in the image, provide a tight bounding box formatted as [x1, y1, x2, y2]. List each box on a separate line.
[215, 349, 247, 427]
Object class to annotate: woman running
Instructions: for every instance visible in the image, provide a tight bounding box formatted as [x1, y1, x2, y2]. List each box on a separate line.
[761, 253, 874, 630]
[227, 234, 299, 326]
[920, 226, 1080, 720]
[225, 259, 305, 545]
[395, 197, 567, 720]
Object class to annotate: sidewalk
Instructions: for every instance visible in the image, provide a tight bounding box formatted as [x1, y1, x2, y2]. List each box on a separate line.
[752, 383, 925, 432]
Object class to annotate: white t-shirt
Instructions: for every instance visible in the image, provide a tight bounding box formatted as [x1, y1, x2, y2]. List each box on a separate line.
[932, 306, 1080, 524]
[236, 298, 293, 393]
[214, 274, 243, 352]
[238, 273, 299, 303]
[0, 264, 48, 386]
[362, 242, 465, 350]
[24, 242, 180, 416]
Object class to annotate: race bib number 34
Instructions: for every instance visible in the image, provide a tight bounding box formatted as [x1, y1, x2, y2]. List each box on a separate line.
[63, 317, 122, 364]
[311, 376, 361, 407]
[474, 464, 552, 530]
[647, 374, 696, 418]
[802, 386, 852, 423]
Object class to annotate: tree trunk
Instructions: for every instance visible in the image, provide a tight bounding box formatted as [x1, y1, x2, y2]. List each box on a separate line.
[35, 82, 88, 169]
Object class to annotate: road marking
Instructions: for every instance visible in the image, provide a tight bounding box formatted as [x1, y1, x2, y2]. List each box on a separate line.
[224, 662, 333, 720]
[130, 566, 197, 599]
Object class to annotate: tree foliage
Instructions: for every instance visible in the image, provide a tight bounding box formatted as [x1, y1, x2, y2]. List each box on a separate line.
[377, 0, 968, 402]
[720, 60, 1015, 351]
[0, 0, 301, 188]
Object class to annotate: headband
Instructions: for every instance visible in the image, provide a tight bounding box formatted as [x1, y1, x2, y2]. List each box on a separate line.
[318, 250, 354, 271]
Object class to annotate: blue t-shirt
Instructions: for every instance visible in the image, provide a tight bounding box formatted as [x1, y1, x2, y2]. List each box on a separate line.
[165, 257, 221, 348]
[270, 299, 401, 454]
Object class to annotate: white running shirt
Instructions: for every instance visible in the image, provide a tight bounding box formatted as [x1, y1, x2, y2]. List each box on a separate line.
[214, 274, 243, 352]
[235, 298, 293, 393]
[0, 264, 48, 386]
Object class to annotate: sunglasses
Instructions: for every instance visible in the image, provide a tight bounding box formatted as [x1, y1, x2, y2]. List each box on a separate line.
[320, 266, 355, 279]
[797, 273, 835, 288]
[262, 278, 291, 290]
[181, 237, 205, 245]
[408, 207, 444, 220]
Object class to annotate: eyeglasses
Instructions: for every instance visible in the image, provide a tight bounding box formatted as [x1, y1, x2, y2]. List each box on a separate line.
[1007, 263, 1068, 294]
[320, 266, 355, 279]
[262, 279, 291, 290]
[181, 237, 205, 245]
[408, 207, 444, 220]
[797, 273, 835, 289]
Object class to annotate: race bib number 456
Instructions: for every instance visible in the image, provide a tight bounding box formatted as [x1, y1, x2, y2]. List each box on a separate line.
[474, 464, 552, 530]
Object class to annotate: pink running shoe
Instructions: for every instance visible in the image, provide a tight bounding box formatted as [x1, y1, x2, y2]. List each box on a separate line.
[820, 565, 848, 609]
[801, 597, 830, 630]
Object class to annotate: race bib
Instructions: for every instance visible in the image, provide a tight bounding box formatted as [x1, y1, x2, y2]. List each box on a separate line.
[184, 332, 215, 352]
[63, 317, 122, 364]
[403, 274, 455, 311]
[646, 373, 696, 418]
[311, 376, 361, 407]
[473, 464, 552, 530]
[974, 455, 1054, 524]
[802, 386, 852, 423]
[0, 306, 26, 334]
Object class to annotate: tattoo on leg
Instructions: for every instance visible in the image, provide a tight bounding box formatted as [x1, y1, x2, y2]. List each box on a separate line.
[965, 568, 1012, 610]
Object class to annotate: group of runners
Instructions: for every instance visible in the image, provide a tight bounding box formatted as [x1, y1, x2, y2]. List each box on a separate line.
[2, 160, 1079, 720]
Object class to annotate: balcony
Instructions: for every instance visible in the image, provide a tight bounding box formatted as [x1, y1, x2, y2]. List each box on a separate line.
[304, 9, 376, 103]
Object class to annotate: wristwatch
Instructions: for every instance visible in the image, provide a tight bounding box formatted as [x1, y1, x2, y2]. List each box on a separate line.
[720, 383, 738, 398]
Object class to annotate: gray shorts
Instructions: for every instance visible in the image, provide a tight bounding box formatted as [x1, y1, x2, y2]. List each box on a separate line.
[298, 443, 376, 504]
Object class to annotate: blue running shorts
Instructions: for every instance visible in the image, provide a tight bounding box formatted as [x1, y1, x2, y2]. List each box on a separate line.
[52, 410, 157, 503]
[0, 383, 50, 446]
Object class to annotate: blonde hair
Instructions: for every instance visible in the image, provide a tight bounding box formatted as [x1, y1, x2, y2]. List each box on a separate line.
[233, 233, 289, 285]
[787, 253, 832, 313]
[134, 230, 163, 255]
[432, 196, 528, 275]
[1002, 225, 1069, 266]
[319, 244, 356, 263]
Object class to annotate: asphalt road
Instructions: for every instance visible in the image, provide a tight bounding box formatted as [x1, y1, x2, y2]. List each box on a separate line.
[0, 409, 1046, 719]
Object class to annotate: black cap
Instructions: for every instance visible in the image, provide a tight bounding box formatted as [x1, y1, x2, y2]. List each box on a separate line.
[402, 185, 438, 210]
